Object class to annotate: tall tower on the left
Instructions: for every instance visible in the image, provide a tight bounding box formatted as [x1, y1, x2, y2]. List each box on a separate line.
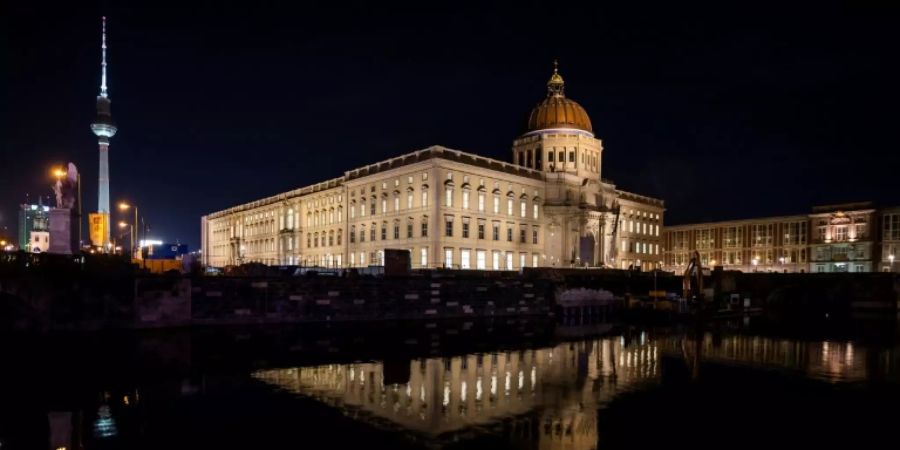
[90, 16, 116, 249]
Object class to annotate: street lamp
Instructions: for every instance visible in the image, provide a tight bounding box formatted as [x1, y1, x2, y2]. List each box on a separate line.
[118, 202, 139, 260]
[118, 221, 133, 257]
[890, 254, 895, 272]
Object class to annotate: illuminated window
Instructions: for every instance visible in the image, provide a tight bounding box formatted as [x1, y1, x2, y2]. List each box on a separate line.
[476, 250, 486, 270]
[492, 251, 500, 270]
[507, 198, 513, 215]
[505, 252, 513, 270]
[407, 191, 413, 209]
[422, 190, 428, 208]
[520, 200, 526, 218]
[478, 192, 485, 212]
[445, 248, 453, 268]
[533, 204, 539, 219]
[461, 249, 471, 269]
[420, 248, 428, 267]
[462, 190, 470, 209]
[445, 188, 453, 207]
[493, 196, 500, 214]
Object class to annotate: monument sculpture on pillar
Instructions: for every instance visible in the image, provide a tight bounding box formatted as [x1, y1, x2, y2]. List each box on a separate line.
[49, 163, 80, 255]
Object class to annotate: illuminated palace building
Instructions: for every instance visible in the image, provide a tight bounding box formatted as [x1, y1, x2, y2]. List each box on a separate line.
[202, 65, 664, 270]
[662, 202, 900, 273]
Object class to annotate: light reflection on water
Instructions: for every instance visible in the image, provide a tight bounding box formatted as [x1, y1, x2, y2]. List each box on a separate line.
[253, 332, 899, 448]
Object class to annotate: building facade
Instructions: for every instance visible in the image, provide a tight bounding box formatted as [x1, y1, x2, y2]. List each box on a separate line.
[202, 65, 664, 270]
[662, 202, 899, 273]
[878, 206, 899, 272]
[18, 203, 51, 252]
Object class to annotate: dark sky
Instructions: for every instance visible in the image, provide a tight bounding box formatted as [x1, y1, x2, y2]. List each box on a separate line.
[2, 1, 898, 249]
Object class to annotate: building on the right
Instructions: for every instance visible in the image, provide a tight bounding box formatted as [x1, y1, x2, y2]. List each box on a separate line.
[808, 202, 877, 273]
[880, 206, 900, 272]
[662, 201, 899, 273]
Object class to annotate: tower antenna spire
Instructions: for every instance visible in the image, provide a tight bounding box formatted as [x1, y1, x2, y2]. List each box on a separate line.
[100, 16, 108, 98]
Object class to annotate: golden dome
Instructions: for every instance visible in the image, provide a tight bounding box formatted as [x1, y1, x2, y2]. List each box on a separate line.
[524, 62, 593, 134]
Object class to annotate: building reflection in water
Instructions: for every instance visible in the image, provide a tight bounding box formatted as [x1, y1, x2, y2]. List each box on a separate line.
[254, 337, 660, 449]
[664, 335, 873, 383]
[254, 332, 900, 448]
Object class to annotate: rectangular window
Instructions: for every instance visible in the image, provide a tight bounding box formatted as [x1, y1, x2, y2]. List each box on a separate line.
[381, 226, 386, 240]
[407, 223, 413, 238]
[462, 222, 470, 238]
[445, 189, 453, 207]
[370, 227, 375, 242]
[394, 197, 399, 211]
[370, 200, 376, 216]
[478, 223, 485, 239]
[532, 229, 538, 244]
[350, 252, 355, 266]
[407, 192, 413, 209]
[393, 224, 399, 239]
[507, 227, 513, 242]
[493, 224, 500, 240]
[492, 251, 500, 270]
[461, 249, 471, 269]
[532, 254, 539, 267]
[445, 218, 453, 237]
[445, 248, 453, 268]
[493, 196, 500, 214]
[462, 191, 469, 209]
[520, 200, 526, 218]
[533, 204, 539, 219]
[382, 199, 387, 214]
[478, 193, 485, 212]
[422, 222, 428, 237]
[360, 252, 366, 266]
[507, 198, 514, 215]
[505, 252, 513, 270]
[422, 191, 428, 208]
[420, 248, 428, 267]
[519, 253, 526, 268]
[476, 250, 486, 270]
[520, 229, 526, 244]
[569, 151, 575, 162]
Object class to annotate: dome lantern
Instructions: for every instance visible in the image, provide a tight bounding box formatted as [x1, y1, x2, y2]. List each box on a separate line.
[524, 61, 593, 134]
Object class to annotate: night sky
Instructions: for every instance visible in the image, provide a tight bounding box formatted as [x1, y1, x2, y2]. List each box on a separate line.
[2, 1, 898, 249]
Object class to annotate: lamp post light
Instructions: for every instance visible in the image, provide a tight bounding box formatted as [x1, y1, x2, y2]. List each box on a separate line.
[118, 221, 133, 257]
[118, 202, 139, 259]
[890, 254, 895, 272]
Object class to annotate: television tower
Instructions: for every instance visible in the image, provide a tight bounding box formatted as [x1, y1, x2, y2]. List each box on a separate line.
[90, 16, 116, 247]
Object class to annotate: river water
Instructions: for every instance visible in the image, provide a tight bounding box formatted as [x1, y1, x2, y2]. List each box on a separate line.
[2, 318, 898, 449]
